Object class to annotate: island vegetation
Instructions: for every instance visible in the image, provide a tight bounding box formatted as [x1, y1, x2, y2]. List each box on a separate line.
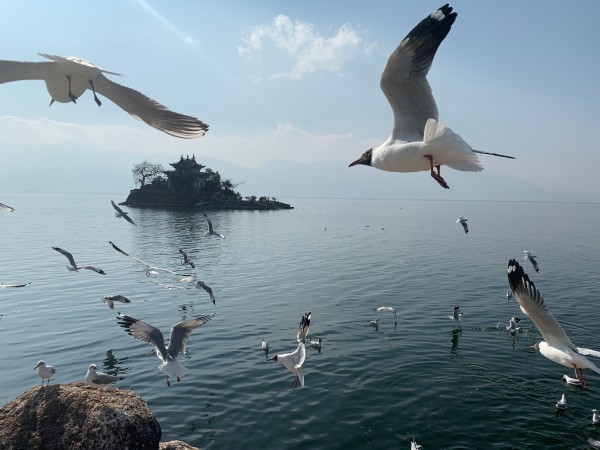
[123, 155, 292, 210]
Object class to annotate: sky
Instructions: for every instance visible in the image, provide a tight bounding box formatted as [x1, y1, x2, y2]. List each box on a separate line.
[1, 0, 599, 197]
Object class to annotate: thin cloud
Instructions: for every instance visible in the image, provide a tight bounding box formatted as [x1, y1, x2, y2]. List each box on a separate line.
[238, 15, 374, 80]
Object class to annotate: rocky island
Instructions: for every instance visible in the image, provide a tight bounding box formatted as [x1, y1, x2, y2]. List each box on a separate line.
[123, 155, 292, 210]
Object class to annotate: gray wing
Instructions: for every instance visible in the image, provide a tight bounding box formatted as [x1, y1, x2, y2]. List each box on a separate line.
[117, 314, 167, 361]
[0, 282, 30, 288]
[195, 281, 216, 304]
[93, 372, 122, 385]
[204, 214, 215, 233]
[0, 202, 15, 212]
[111, 201, 136, 225]
[0, 60, 52, 84]
[52, 246, 77, 269]
[507, 259, 574, 348]
[93, 74, 208, 139]
[78, 265, 106, 275]
[166, 313, 215, 358]
[380, 4, 456, 142]
[296, 312, 311, 343]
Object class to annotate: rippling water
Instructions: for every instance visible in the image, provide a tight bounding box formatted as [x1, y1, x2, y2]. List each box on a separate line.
[1, 194, 600, 449]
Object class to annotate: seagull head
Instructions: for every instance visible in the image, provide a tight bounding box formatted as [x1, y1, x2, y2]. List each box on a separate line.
[88, 364, 97, 371]
[34, 360, 45, 369]
[349, 149, 373, 167]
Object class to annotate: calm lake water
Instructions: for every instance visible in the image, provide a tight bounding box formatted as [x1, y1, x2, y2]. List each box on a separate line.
[1, 194, 600, 449]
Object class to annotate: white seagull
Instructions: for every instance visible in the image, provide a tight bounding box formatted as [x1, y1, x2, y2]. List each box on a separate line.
[449, 305, 463, 321]
[0, 54, 208, 138]
[310, 338, 322, 349]
[0, 282, 31, 288]
[179, 276, 216, 305]
[522, 250, 540, 272]
[589, 438, 600, 449]
[593, 409, 600, 425]
[555, 393, 567, 410]
[456, 216, 468, 234]
[102, 295, 131, 310]
[506, 316, 521, 333]
[348, 4, 514, 189]
[111, 200, 136, 226]
[203, 213, 224, 238]
[85, 364, 123, 388]
[109, 241, 191, 277]
[506, 290, 513, 301]
[507, 259, 600, 386]
[411, 438, 423, 450]
[368, 318, 380, 327]
[261, 339, 269, 353]
[34, 360, 55, 386]
[561, 374, 581, 386]
[117, 313, 214, 386]
[374, 306, 397, 317]
[0, 202, 15, 212]
[270, 312, 311, 388]
[179, 249, 195, 269]
[52, 246, 106, 275]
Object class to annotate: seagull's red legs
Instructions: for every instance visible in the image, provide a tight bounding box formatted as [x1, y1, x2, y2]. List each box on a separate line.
[425, 155, 449, 189]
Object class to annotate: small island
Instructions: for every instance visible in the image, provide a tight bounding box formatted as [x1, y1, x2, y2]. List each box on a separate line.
[123, 155, 292, 210]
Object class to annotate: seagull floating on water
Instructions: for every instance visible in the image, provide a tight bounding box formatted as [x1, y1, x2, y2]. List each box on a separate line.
[261, 339, 269, 353]
[562, 374, 581, 386]
[85, 364, 123, 388]
[102, 295, 131, 310]
[506, 291, 513, 301]
[522, 250, 540, 272]
[0, 202, 14, 212]
[508, 259, 600, 386]
[506, 316, 521, 333]
[52, 246, 106, 275]
[456, 216, 468, 234]
[310, 338, 322, 349]
[348, 4, 514, 189]
[179, 249, 195, 269]
[111, 200, 136, 226]
[270, 312, 311, 388]
[203, 213, 224, 238]
[368, 318, 380, 327]
[593, 409, 600, 425]
[375, 306, 397, 317]
[34, 360, 55, 386]
[449, 305, 463, 321]
[0, 54, 208, 138]
[117, 312, 214, 387]
[555, 393, 568, 410]
[411, 438, 423, 450]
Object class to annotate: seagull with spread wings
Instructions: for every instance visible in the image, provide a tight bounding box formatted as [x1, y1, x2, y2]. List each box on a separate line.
[52, 246, 106, 275]
[111, 200, 136, 226]
[108, 241, 190, 277]
[270, 312, 311, 388]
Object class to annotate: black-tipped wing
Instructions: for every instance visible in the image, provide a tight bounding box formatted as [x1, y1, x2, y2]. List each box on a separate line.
[117, 314, 168, 361]
[52, 246, 77, 269]
[195, 281, 215, 304]
[0, 202, 15, 212]
[166, 313, 215, 358]
[296, 312, 311, 343]
[0, 282, 31, 288]
[507, 259, 573, 348]
[93, 74, 208, 139]
[78, 265, 106, 275]
[380, 4, 456, 142]
[204, 213, 215, 233]
[111, 200, 136, 225]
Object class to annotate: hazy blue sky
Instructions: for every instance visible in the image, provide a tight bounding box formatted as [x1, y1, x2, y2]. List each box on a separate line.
[1, 1, 598, 196]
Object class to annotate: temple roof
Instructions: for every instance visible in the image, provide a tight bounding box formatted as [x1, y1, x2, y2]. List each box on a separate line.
[169, 154, 205, 170]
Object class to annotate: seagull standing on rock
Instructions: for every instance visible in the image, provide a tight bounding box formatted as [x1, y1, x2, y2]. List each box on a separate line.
[34, 360, 55, 386]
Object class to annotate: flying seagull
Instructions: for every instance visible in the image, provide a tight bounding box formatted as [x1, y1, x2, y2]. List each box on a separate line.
[506, 316, 521, 333]
[507, 259, 600, 386]
[0, 202, 15, 212]
[374, 306, 397, 317]
[179, 276, 216, 304]
[0, 54, 208, 138]
[179, 249, 195, 268]
[456, 216, 468, 234]
[34, 360, 56, 386]
[203, 213, 224, 238]
[0, 282, 31, 288]
[102, 295, 131, 310]
[411, 438, 423, 450]
[449, 305, 463, 321]
[348, 4, 514, 189]
[85, 364, 123, 388]
[270, 312, 311, 388]
[522, 250, 540, 272]
[52, 246, 106, 275]
[117, 313, 214, 386]
[109, 241, 191, 277]
[111, 200, 136, 226]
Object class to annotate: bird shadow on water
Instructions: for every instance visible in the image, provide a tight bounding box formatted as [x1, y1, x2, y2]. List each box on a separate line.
[102, 349, 129, 377]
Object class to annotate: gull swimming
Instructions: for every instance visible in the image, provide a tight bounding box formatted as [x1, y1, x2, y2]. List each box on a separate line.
[52, 246, 106, 275]
[555, 393, 567, 410]
[179, 276, 216, 304]
[456, 216, 468, 234]
[506, 291, 513, 301]
[593, 409, 600, 425]
[348, 4, 514, 189]
[270, 312, 311, 388]
[0, 54, 208, 138]
[109, 241, 191, 277]
[102, 295, 131, 310]
[203, 213, 224, 238]
[0, 202, 15, 212]
[85, 364, 123, 388]
[310, 338, 322, 349]
[522, 250, 540, 272]
[261, 339, 269, 353]
[589, 438, 600, 449]
[507, 259, 600, 386]
[179, 249, 195, 269]
[368, 318, 380, 327]
[117, 312, 214, 387]
[562, 374, 582, 386]
[375, 306, 397, 317]
[34, 360, 55, 386]
[411, 438, 423, 450]
[449, 305, 463, 321]
[111, 200, 136, 226]
[506, 316, 521, 333]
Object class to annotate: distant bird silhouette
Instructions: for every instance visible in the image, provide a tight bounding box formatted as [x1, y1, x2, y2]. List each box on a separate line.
[102, 295, 131, 310]
[179, 249, 195, 268]
[522, 250, 539, 272]
[456, 216, 468, 234]
[111, 200, 136, 225]
[203, 213, 224, 238]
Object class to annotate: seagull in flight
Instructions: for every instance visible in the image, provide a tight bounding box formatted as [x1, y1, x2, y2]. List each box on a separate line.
[85, 364, 123, 388]
[179, 276, 216, 304]
[34, 360, 56, 386]
[52, 246, 106, 275]
[522, 250, 540, 272]
[0, 54, 208, 138]
[179, 249, 195, 268]
[411, 438, 423, 450]
[507, 259, 600, 386]
[0, 282, 31, 288]
[117, 313, 214, 386]
[111, 200, 136, 226]
[102, 295, 131, 310]
[374, 306, 397, 317]
[506, 316, 521, 333]
[348, 4, 514, 189]
[0, 202, 15, 212]
[203, 213, 224, 238]
[108, 241, 191, 277]
[456, 216, 468, 234]
[270, 312, 311, 388]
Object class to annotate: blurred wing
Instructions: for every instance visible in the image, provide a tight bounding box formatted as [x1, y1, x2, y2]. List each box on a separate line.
[52, 246, 77, 269]
[78, 265, 106, 275]
[166, 313, 215, 357]
[0, 60, 52, 83]
[93, 74, 208, 139]
[117, 314, 167, 361]
[296, 312, 311, 343]
[0, 202, 15, 212]
[196, 281, 216, 304]
[0, 282, 30, 288]
[507, 260, 574, 348]
[380, 4, 456, 142]
[293, 342, 306, 369]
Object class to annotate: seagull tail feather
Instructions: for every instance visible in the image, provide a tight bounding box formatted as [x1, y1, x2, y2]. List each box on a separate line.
[422, 119, 483, 172]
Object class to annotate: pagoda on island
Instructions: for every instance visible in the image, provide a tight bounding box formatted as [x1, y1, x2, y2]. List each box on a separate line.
[164, 155, 209, 193]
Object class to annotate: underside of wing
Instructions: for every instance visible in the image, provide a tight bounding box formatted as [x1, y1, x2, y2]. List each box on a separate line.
[167, 314, 215, 357]
[117, 314, 167, 361]
[0, 60, 52, 84]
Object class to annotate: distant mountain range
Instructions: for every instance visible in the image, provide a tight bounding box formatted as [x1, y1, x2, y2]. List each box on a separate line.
[1, 141, 598, 203]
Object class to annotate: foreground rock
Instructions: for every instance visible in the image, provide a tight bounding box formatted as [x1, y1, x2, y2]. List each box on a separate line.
[0, 382, 161, 450]
[160, 441, 200, 450]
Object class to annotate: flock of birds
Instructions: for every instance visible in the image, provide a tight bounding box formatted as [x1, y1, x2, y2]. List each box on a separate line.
[0, 3, 596, 448]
